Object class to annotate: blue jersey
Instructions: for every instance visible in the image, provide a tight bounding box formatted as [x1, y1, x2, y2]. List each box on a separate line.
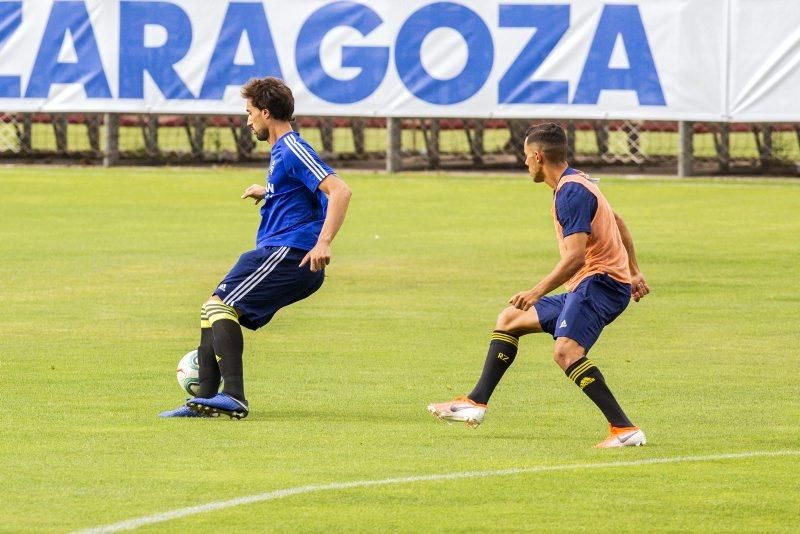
[256, 132, 334, 251]
[555, 182, 597, 237]
[555, 167, 598, 238]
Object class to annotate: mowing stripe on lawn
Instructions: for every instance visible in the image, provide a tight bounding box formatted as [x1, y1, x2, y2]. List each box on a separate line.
[76, 449, 800, 533]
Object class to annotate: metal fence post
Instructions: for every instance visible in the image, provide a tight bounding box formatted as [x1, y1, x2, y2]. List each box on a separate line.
[87, 114, 101, 157]
[424, 119, 440, 170]
[142, 115, 159, 159]
[465, 119, 484, 166]
[184, 116, 205, 160]
[352, 117, 366, 157]
[18, 113, 32, 154]
[714, 122, 730, 174]
[761, 123, 773, 171]
[53, 114, 68, 154]
[678, 121, 694, 177]
[103, 113, 119, 167]
[594, 121, 609, 160]
[386, 117, 401, 173]
[507, 119, 528, 164]
[566, 120, 576, 161]
[320, 118, 334, 154]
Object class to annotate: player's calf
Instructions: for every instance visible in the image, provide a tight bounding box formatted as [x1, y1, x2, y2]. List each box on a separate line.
[205, 299, 247, 405]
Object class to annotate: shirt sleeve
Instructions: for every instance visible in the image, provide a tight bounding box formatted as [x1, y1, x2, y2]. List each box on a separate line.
[555, 182, 597, 237]
[281, 135, 335, 192]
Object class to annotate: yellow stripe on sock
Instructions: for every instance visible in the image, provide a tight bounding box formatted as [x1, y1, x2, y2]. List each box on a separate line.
[492, 334, 519, 345]
[491, 333, 519, 347]
[568, 360, 595, 382]
[200, 304, 211, 328]
[568, 361, 593, 381]
[206, 302, 239, 325]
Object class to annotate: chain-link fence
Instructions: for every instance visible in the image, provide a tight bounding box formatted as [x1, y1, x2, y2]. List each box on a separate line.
[1, 113, 798, 175]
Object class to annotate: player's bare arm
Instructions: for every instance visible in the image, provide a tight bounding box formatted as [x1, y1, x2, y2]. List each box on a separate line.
[241, 184, 267, 205]
[613, 211, 650, 302]
[509, 232, 588, 311]
[300, 174, 352, 272]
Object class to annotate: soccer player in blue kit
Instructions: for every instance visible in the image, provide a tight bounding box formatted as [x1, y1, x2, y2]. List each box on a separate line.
[161, 77, 352, 419]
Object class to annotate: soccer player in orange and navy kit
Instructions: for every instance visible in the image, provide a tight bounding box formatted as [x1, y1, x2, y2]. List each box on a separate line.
[160, 77, 352, 419]
[428, 122, 650, 448]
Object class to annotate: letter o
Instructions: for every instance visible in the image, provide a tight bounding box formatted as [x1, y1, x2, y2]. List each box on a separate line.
[395, 3, 493, 105]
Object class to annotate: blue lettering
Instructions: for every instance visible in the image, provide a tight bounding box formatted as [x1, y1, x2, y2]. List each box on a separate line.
[199, 3, 283, 100]
[4, 1, 673, 110]
[498, 5, 569, 104]
[25, 1, 111, 99]
[119, 1, 193, 99]
[395, 2, 493, 105]
[0, 2, 21, 97]
[573, 5, 665, 105]
[296, 1, 388, 105]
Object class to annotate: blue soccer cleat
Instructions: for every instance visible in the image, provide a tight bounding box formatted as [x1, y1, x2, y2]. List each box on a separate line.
[186, 393, 249, 419]
[159, 404, 217, 418]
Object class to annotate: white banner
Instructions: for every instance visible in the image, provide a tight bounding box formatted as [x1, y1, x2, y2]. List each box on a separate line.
[728, 0, 800, 122]
[0, 0, 792, 121]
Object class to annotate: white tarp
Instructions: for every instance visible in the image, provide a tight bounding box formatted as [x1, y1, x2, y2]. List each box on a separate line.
[0, 0, 794, 121]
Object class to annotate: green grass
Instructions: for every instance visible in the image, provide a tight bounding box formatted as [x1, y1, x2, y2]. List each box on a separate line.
[1, 167, 799, 532]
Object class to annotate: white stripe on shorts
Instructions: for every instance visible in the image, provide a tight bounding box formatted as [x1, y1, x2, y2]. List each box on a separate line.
[223, 246, 290, 307]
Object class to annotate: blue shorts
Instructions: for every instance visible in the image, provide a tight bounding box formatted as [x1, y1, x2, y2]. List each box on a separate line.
[533, 274, 630, 352]
[212, 246, 324, 331]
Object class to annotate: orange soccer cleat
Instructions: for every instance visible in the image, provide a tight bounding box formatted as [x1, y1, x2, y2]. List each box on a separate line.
[427, 396, 487, 428]
[594, 425, 647, 448]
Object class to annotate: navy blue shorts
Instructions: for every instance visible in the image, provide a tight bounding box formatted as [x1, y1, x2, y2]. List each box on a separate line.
[212, 246, 324, 331]
[533, 273, 630, 352]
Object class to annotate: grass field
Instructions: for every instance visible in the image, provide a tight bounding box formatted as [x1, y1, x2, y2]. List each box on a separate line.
[2, 166, 799, 532]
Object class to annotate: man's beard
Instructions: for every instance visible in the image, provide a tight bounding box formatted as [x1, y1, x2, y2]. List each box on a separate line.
[255, 129, 269, 142]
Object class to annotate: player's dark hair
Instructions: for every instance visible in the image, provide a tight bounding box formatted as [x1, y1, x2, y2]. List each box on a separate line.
[524, 122, 567, 163]
[241, 77, 294, 122]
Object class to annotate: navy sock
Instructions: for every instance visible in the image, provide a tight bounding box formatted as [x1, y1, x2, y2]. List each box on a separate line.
[195, 327, 221, 398]
[565, 357, 633, 428]
[211, 318, 245, 402]
[467, 331, 519, 405]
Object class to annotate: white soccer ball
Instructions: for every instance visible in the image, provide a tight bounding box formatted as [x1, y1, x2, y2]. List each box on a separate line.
[176, 350, 200, 397]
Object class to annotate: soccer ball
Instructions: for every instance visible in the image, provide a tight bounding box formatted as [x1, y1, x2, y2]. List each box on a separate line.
[176, 349, 200, 396]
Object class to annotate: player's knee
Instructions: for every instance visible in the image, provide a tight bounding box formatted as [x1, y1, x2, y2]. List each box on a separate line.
[552, 339, 584, 368]
[495, 306, 539, 335]
[552, 348, 569, 367]
[495, 307, 519, 331]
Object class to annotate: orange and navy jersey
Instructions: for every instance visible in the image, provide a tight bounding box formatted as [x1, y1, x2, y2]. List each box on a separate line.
[551, 168, 631, 291]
